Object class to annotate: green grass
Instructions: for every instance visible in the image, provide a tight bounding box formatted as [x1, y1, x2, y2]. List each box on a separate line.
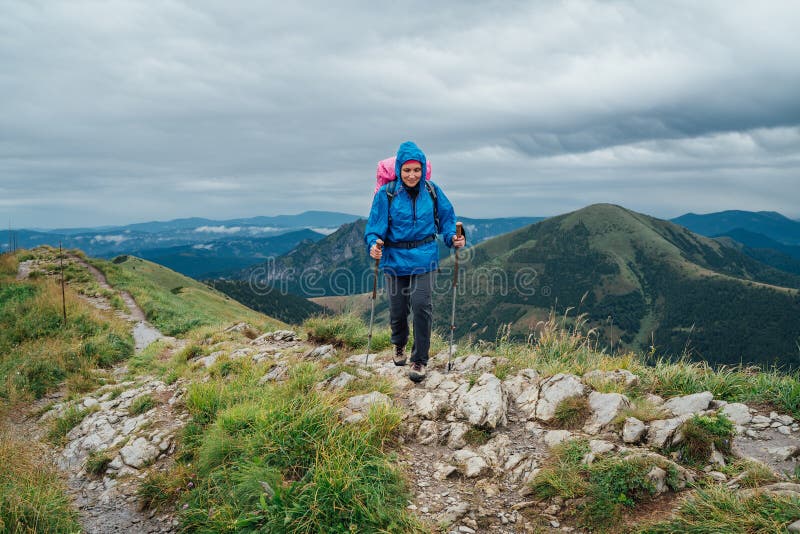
[0, 250, 134, 402]
[0, 433, 81, 533]
[463, 426, 492, 446]
[160, 355, 423, 533]
[672, 413, 734, 465]
[531, 440, 684, 531]
[85, 450, 112, 476]
[128, 394, 156, 416]
[46, 404, 95, 445]
[304, 312, 392, 351]
[553, 396, 591, 429]
[719, 458, 779, 489]
[89, 255, 284, 337]
[639, 485, 800, 533]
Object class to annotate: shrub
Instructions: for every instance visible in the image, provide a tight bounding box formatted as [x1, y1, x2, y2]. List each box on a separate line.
[673, 413, 734, 465]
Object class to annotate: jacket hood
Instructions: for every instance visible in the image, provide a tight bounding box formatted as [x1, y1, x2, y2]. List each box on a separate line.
[394, 141, 427, 183]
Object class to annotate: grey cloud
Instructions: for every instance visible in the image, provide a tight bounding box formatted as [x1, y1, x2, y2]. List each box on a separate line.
[1, 0, 799, 227]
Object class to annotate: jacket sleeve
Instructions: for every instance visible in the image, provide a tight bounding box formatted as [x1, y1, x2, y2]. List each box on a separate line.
[434, 183, 457, 248]
[364, 190, 389, 254]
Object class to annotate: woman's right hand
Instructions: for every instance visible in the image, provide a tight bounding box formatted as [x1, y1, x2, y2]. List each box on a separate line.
[370, 239, 383, 260]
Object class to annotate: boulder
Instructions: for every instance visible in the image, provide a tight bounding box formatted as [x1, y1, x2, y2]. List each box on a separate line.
[452, 354, 494, 373]
[417, 420, 440, 445]
[721, 403, 752, 425]
[623, 417, 647, 444]
[346, 391, 392, 412]
[535, 374, 586, 422]
[544, 430, 573, 449]
[583, 392, 630, 434]
[448, 422, 470, 449]
[662, 391, 713, 416]
[456, 373, 507, 429]
[647, 416, 689, 448]
[119, 437, 160, 469]
[452, 449, 490, 478]
[411, 390, 452, 420]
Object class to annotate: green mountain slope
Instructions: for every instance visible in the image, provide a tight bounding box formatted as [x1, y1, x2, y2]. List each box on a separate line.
[419, 204, 800, 367]
[205, 279, 325, 325]
[91, 255, 286, 335]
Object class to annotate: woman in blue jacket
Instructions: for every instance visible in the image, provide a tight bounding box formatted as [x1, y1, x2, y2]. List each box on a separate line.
[365, 141, 466, 382]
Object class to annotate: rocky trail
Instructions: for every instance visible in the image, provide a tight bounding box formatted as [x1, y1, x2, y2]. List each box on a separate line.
[11, 254, 800, 533]
[16, 256, 184, 533]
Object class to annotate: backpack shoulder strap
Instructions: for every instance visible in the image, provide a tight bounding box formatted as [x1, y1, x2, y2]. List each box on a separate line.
[385, 180, 440, 233]
[386, 180, 398, 226]
[425, 181, 440, 233]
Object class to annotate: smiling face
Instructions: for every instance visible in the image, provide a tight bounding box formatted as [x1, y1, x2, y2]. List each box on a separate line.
[400, 161, 423, 188]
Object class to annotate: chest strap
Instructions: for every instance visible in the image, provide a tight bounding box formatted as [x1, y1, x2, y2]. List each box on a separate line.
[383, 234, 436, 249]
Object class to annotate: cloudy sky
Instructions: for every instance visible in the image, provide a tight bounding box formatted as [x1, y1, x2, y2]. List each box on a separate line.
[2, 0, 799, 229]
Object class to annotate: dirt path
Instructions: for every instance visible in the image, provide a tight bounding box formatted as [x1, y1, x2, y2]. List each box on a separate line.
[72, 256, 165, 352]
[14, 255, 183, 534]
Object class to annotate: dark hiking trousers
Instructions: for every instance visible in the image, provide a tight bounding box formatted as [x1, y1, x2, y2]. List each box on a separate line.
[386, 271, 434, 366]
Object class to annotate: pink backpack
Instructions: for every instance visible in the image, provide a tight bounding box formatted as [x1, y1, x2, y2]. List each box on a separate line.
[374, 156, 432, 194]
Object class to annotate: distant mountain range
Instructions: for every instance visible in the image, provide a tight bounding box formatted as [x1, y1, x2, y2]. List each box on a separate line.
[0, 211, 359, 259]
[671, 210, 800, 246]
[136, 229, 326, 279]
[238, 216, 545, 295]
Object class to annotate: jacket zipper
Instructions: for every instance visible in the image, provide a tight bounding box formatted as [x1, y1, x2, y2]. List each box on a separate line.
[412, 194, 417, 226]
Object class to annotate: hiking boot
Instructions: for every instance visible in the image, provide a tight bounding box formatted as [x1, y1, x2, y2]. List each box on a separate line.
[408, 362, 426, 383]
[393, 345, 406, 366]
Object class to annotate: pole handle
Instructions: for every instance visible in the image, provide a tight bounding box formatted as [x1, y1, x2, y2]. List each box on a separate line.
[372, 240, 383, 299]
[453, 223, 463, 285]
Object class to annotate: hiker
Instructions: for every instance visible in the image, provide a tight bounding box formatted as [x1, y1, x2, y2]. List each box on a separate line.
[364, 141, 466, 382]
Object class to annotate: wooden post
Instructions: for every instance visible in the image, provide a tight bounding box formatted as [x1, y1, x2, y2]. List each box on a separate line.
[60, 241, 67, 325]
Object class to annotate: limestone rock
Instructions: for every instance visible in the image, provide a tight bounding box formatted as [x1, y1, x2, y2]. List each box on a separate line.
[623, 417, 647, 443]
[456, 373, 507, 429]
[721, 403, 752, 425]
[119, 437, 160, 469]
[452, 449, 490, 478]
[544, 430, 573, 449]
[448, 422, 470, 449]
[647, 416, 689, 448]
[535, 374, 586, 422]
[346, 391, 392, 412]
[662, 391, 713, 416]
[584, 392, 630, 434]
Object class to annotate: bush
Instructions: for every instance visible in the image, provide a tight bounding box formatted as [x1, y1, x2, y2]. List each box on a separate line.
[673, 413, 734, 465]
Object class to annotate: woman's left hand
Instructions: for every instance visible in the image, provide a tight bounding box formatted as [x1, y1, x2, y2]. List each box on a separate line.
[453, 235, 466, 248]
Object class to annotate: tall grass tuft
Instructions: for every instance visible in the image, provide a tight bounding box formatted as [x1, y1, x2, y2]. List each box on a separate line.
[0, 433, 81, 532]
[304, 313, 392, 350]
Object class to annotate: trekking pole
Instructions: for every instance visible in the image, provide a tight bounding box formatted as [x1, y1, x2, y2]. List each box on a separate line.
[365, 239, 383, 365]
[447, 223, 464, 372]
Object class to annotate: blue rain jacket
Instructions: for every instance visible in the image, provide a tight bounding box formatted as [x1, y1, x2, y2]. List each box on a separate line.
[365, 141, 457, 276]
